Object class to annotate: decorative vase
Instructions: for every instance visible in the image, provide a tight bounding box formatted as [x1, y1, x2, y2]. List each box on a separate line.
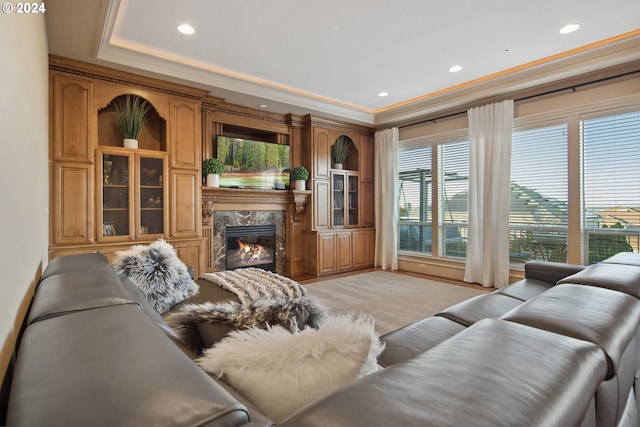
[123, 138, 138, 149]
[294, 180, 306, 191]
[334, 163, 343, 170]
[206, 174, 220, 188]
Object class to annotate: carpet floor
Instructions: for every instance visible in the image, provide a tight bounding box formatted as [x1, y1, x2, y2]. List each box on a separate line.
[303, 270, 489, 335]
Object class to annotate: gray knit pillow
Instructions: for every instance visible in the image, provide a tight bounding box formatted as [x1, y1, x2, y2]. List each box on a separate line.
[113, 239, 199, 314]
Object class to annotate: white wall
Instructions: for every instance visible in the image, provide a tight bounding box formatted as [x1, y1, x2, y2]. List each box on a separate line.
[0, 12, 49, 376]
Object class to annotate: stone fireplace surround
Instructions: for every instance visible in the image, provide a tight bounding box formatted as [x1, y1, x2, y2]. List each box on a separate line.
[214, 211, 285, 273]
[202, 187, 310, 275]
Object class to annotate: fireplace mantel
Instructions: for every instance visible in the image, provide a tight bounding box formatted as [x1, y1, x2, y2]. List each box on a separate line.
[202, 187, 311, 225]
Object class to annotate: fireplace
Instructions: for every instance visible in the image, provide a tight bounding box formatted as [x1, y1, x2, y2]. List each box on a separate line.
[225, 225, 276, 272]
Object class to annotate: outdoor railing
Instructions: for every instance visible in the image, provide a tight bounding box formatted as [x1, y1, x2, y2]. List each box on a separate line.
[399, 221, 639, 264]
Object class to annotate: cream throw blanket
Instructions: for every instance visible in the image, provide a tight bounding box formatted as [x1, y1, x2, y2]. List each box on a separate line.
[199, 268, 308, 306]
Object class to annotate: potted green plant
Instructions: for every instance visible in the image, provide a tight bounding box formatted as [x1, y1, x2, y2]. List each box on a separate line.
[290, 166, 309, 191]
[203, 158, 225, 187]
[331, 135, 353, 169]
[113, 95, 150, 149]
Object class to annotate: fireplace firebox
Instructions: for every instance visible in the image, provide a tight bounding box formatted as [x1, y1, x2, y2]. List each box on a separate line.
[225, 225, 276, 272]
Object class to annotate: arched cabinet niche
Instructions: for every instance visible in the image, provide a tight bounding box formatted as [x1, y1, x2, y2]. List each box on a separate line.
[330, 134, 359, 171]
[97, 94, 167, 151]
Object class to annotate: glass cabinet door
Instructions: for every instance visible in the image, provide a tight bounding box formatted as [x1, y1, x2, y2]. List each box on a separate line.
[138, 155, 165, 236]
[101, 153, 131, 238]
[348, 174, 359, 226]
[331, 171, 360, 228]
[332, 173, 345, 227]
[99, 148, 167, 241]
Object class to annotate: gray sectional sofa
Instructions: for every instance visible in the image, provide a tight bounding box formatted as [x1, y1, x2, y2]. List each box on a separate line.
[6, 252, 640, 426]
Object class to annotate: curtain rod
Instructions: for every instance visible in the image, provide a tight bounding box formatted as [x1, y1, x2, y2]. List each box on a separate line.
[399, 69, 640, 129]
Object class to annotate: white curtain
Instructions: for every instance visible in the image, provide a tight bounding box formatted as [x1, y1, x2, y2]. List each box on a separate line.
[374, 127, 399, 270]
[464, 100, 514, 288]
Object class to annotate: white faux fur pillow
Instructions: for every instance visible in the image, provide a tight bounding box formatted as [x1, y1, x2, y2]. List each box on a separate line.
[113, 239, 199, 314]
[197, 312, 384, 423]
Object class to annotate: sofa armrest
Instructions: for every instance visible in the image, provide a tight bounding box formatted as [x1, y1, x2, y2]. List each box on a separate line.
[524, 261, 585, 284]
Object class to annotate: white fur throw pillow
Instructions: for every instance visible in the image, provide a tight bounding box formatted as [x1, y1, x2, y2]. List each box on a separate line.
[197, 312, 384, 423]
[113, 239, 198, 314]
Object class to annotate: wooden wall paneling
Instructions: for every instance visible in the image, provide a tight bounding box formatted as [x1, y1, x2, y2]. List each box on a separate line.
[360, 182, 374, 228]
[351, 228, 375, 269]
[51, 162, 93, 244]
[336, 232, 352, 271]
[313, 180, 330, 230]
[288, 121, 303, 169]
[313, 127, 331, 179]
[170, 239, 205, 279]
[169, 169, 200, 238]
[360, 134, 374, 183]
[170, 98, 201, 169]
[285, 202, 305, 275]
[366, 229, 375, 266]
[318, 233, 337, 274]
[51, 74, 93, 162]
[352, 230, 367, 269]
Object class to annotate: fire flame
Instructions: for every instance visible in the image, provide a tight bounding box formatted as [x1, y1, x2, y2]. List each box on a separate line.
[237, 239, 265, 261]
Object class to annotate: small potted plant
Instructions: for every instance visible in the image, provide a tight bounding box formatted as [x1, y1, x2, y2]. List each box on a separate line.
[113, 95, 150, 149]
[290, 166, 309, 191]
[203, 158, 225, 187]
[331, 135, 353, 169]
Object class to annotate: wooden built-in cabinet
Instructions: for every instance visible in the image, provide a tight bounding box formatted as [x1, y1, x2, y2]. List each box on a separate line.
[48, 57, 207, 277]
[48, 57, 376, 279]
[302, 115, 375, 275]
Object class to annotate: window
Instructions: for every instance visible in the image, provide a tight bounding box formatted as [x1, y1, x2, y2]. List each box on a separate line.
[439, 140, 469, 258]
[398, 145, 432, 254]
[396, 94, 640, 269]
[510, 123, 568, 263]
[582, 109, 640, 264]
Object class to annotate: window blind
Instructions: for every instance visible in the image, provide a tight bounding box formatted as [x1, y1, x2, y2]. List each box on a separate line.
[439, 140, 469, 258]
[398, 144, 432, 254]
[582, 109, 640, 263]
[510, 122, 568, 263]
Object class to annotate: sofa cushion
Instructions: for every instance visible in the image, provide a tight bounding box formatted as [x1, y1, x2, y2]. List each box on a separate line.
[436, 292, 522, 326]
[113, 239, 199, 313]
[197, 312, 384, 423]
[279, 318, 607, 427]
[494, 277, 554, 301]
[558, 262, 640, 298]
[379, 316, 465, 367]
[602, 252, 640, 267]
[502, 283, 640, 379]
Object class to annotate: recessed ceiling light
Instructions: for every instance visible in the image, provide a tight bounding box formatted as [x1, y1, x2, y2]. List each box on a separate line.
[177, 24, 195, 35]
[258, 104, 268, 109]
[559, 23, 580, 34]
[377, 92, 389, 97]
[448, 65, 462, 73]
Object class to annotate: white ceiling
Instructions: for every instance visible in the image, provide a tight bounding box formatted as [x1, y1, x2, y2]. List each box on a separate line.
[45, 0, 640, 126]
